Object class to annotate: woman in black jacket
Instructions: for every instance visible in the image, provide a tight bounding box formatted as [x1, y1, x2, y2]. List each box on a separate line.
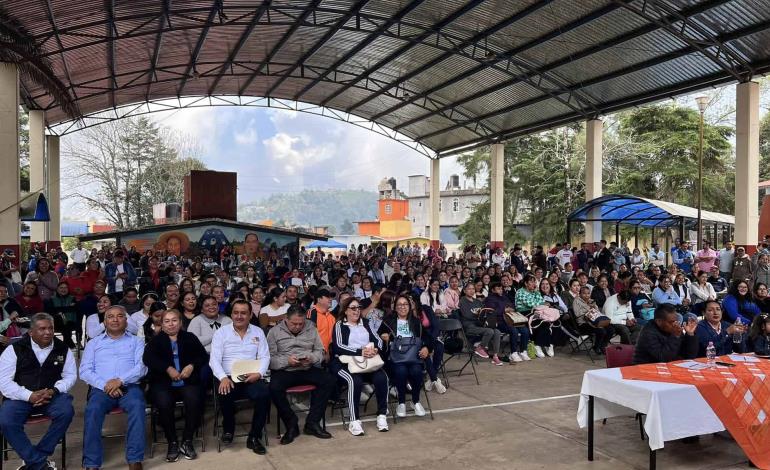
[143, 308, 208, 462]
[331, 296, 389, 436]
[378, 294, 431, 419]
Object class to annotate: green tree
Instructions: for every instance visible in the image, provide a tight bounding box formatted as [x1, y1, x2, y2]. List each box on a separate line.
[63, 117, 206, 228]
[760, 112, 770, 181]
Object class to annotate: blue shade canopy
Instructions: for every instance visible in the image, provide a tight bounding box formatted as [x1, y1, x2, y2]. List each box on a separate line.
[18, 192, 50, 222]
[306, 239, 347, 249]
[567, 195, 734, 228]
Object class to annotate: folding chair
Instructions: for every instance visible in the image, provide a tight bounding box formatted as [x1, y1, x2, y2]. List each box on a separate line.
[0, 413, 67, 470]
[149, 400, 206, 457]
[438, 318, 480, 386]
[275, 385, 326, 438]
[561, 311, 596, 363]
[211, 379, 268, 452]
[603, 344, 645, 440]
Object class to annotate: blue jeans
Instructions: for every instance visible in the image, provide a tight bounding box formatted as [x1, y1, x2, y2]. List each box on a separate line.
[391, 362, 423, 404]
[498, 324, 530, 353]
[0, 393, 74, 470]
[83, 385, 145, 467]
[424, 340, 444, 382]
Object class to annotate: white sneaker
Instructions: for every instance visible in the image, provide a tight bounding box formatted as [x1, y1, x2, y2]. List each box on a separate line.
[424, 379, 434, 391]
[433, 378, 447, 394]
[509, 352, 522, 362]
[376, 414, 389, 432]
[534, 346, 546, 358]
[519, 351, 531, 361]
[545, 345, 555, 357]
[412, 402, 426, 417]
[396, 403, 407, 417]
[348, 419, 365, 436]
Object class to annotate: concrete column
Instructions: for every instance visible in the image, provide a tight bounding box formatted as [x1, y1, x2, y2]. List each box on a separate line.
[490, 143, 505, 248]
[0, 64, 20, 258]
[735, 81, 759, 249]
[584, 119, 603, 242]
[29, 110, 46, 243]
[429, 158, 440, 249]
[47, 135, 61, 246]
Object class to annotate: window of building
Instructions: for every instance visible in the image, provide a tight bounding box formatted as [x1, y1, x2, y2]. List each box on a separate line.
[385, 203, 392, 215]
[452, 197, 460, 212]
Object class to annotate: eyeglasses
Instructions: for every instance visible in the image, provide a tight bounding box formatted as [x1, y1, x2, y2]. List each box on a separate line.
[348, 305, 361, 311]
[395, 303, 410, 308]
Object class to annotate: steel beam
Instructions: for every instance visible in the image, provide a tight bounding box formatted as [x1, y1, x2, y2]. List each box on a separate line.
[146, 0, 172, 101]
[177, 0, 221, 97]
[237, 0, 322, 96]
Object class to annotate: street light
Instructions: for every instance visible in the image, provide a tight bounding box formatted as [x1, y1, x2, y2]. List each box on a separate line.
[695, 95, 709, 250]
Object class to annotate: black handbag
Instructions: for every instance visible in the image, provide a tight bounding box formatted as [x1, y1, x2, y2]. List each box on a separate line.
[386, 321, 422, 364]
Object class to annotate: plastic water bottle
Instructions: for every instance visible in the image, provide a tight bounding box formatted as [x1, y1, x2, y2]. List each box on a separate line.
[706, 341, 716, 366]
[733, 318, 743, 344]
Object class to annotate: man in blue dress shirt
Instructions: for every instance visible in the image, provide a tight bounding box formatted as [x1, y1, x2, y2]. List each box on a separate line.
[0, 313, 76, 470]
[79, 306, 147, 470]
[210, 299, 270, 454]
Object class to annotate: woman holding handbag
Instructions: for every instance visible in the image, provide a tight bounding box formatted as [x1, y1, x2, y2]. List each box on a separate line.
[378, 294, 430, 419]
[331, 296, 389, 436]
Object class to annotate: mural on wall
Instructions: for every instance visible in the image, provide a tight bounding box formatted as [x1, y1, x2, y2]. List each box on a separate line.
[122, 225, 299, 266]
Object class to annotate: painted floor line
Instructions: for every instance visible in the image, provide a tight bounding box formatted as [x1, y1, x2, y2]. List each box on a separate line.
[322, 393, 580, 428]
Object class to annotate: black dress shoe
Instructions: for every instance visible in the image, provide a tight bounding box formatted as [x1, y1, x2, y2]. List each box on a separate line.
[221, 432, 234, 445]
[304, 422, 332, 439]
[280, 423, 300, 445]
[246, 435, 266, 455]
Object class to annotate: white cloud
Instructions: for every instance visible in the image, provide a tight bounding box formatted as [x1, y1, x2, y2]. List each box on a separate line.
[262, 132, 335, 174]
[233, 119, 258, 145]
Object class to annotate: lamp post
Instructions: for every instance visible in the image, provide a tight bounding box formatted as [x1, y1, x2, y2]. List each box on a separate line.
[695, 95, 709, 251]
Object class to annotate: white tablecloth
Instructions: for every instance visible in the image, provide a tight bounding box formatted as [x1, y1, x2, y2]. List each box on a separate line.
[576, 368, 725, 450]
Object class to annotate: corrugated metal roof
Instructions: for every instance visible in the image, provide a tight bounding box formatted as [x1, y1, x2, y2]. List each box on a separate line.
[6, 0, 769, 155]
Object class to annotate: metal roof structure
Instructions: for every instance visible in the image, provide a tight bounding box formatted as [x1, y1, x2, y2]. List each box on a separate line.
[567, 194, 735, 228]
[5, 0, 770, 157]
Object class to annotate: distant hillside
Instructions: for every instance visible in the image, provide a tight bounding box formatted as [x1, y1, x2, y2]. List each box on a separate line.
[238, 189, 378, 234]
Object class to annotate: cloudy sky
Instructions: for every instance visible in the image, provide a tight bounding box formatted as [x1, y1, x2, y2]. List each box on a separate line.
[59, 105, 472, 220]
[152, 106, 467, 203]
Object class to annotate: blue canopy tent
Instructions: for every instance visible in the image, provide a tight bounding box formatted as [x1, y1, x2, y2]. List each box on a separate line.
[306, 239, 347, 249]
[567, 194, 735, 251]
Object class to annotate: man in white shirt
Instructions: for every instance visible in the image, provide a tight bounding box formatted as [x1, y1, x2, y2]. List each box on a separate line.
[647, 243, 666, 267]
[602, 290, 639, 345]
[70, 242, 90, 271]
[0, 313, 76, 470]
[555, 243, 573, 268]
[717, 241, 735, 282]
[210, 300, 270, 454]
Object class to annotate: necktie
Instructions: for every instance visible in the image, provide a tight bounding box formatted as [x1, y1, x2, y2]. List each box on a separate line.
[210, 321, 221, 330]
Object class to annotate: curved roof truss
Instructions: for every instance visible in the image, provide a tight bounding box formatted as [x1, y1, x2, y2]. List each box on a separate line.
[5, 0, 770, 157]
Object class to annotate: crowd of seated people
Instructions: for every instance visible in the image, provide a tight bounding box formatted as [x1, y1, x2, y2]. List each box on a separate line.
[3, 237, 770, 467]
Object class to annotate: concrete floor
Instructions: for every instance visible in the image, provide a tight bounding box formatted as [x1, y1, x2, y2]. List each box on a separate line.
[8, 348, 754, 470]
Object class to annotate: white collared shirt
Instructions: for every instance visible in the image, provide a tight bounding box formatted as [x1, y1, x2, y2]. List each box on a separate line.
[0, 340, 77, 401]
[209, 323, 269, 380]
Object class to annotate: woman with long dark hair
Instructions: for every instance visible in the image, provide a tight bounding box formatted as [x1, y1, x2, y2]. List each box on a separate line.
[722, 279, 761, 324]
[419, 279, 449, 317]
[259, 287, 289, 330]
[378, 294, 430, 418]
[179, 291, 199, 330]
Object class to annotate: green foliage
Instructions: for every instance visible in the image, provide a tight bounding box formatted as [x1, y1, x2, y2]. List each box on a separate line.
[760, 112, 770, 182]
[19, 108, 29, 192]
[61, 238, 92, 252]
[455, 103, 736, 246]
[238, 189, 377, 234]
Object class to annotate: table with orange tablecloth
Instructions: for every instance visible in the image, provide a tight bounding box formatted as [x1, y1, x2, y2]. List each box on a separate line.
[578, 355, 770, 470]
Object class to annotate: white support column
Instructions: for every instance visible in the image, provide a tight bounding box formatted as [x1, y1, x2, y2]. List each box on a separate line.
[735, 81, 759, 249]
[47, 135, 60, 245]
[429, 158, 440, 249]
[0, 64, 20, 257]
[490, 143, 505, 248]
[585, 119, 603, 242]
[29, 110, 46, 243]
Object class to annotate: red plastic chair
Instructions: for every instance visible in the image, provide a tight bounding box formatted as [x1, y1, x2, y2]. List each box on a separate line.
[276, 385, 325, 437]
[605, 344, 635, 368]
[0, 414, 67, 470]
[603, 343, 644, 440]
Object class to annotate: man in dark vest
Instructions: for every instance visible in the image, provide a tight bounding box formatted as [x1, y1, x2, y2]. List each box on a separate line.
[0, 312, 76, 470]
